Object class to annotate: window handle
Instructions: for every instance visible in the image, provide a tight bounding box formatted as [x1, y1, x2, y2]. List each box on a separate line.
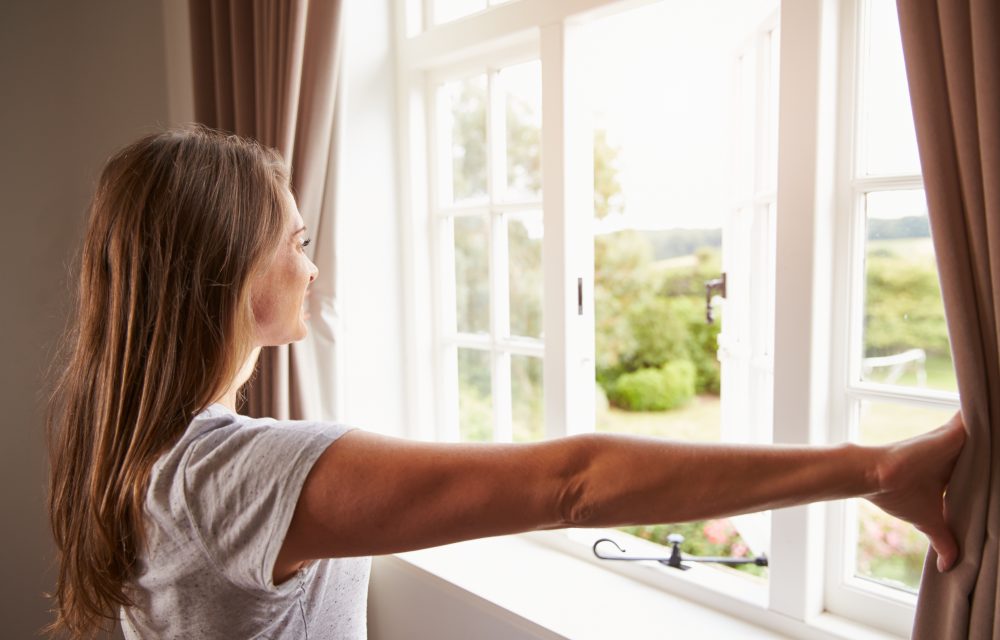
[705, 273, 727, 324]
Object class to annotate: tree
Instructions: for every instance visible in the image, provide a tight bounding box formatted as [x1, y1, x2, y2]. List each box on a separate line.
[594, 127, 625, 219]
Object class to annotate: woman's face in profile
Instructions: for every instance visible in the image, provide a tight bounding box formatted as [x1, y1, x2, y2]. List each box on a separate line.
[250, 189, 319, 346]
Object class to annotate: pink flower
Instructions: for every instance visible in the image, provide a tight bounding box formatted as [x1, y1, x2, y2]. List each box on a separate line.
[703, 519, 732, 545]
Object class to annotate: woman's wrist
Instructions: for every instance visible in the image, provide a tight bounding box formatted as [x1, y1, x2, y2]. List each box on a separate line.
[841, 441, 884, 500]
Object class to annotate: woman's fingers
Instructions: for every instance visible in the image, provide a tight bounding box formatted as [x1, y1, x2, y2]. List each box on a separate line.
[868, 412, 965, 572]
[919, 488, 958, 571]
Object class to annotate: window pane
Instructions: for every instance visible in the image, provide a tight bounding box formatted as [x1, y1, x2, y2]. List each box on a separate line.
[861, 190, 955, 391]
[511, 355, 543, 442]
[458, 348, 492, 442]
[500, 60, 542, 201]
[508, 212, 543, 338]
[454, 215, 490, 333]
[853, 400, 956, 591]
[441, 75, 488, 204]
[859, 0, 920, 176]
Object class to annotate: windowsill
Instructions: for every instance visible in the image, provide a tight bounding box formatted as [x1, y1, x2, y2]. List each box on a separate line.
[386, 532, 904, 640]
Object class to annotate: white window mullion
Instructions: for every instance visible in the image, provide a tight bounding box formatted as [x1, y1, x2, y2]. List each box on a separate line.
[769, 0, 839, 622]
[485, 66, 513, 443]
[439, 217, 461, 442]
[493, 351, 513, 441]
[492, 212, 513, 441]
[540, 21, 593, 439]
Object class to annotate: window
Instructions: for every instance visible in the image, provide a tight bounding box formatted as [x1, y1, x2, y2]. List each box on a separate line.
[432, 60, 545, 444]
[396, 0, 956, 636]
[824, 0, 958, 631]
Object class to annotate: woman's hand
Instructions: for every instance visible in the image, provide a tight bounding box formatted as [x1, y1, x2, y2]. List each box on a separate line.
[866, 412, 966, 572]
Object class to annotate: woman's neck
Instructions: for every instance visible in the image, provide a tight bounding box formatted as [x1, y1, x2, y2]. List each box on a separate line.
[213, 346, 262, 412]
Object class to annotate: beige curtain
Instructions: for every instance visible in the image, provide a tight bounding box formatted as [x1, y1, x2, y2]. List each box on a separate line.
[189, 0, 345, 421]
[897, 0, 1000, 637]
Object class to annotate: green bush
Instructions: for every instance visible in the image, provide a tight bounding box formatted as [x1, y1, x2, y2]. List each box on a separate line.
[607, 360, 695, 411]
[593, 233, 722, 400]
[620, 294, 690, 372]
[671, 296, 721, 395]
[658, 247, 723, 297]
[865, 255, 950, 358]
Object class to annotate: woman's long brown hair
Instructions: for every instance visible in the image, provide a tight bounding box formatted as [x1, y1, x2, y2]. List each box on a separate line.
[46, 126, 289, 637]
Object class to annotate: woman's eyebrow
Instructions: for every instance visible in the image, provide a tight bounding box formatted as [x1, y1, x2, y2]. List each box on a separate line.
[293, 225, 307, 237]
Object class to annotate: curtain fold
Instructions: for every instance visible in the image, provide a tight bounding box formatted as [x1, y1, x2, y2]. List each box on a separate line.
[189, 0, 345, 422]
[897, 0, 1000, 637]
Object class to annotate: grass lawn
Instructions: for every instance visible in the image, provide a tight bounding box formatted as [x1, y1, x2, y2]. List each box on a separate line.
[595, 391, 956, 450]
[595, 394, 720, 441]
[863, 353, 957, 392]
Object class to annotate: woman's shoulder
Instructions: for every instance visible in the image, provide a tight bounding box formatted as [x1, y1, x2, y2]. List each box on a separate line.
[141, 405, 357, 594]
[145, 405, 352, 517]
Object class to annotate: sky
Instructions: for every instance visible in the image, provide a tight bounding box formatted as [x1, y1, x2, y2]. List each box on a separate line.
[578, 0, 921, 230]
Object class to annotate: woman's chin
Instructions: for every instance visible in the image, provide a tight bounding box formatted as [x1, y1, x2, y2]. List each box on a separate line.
[294, 316, 310, 339]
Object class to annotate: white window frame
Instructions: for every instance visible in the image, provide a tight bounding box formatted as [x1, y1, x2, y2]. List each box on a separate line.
[393, 0, 941, 636]
[822, 0, 960, 633]
[427, 50, 546, 443]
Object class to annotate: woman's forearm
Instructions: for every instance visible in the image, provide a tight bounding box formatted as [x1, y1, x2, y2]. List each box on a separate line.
[563, 433, 881, 527]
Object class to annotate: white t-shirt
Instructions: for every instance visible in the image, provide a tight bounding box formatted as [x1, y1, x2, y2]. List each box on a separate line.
[121, 403, 371, 639]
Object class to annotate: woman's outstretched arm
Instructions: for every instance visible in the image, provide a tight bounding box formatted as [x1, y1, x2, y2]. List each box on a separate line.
[275, 412, 964, 582]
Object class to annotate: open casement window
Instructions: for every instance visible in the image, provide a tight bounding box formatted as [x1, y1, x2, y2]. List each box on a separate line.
[398, 0, 955, 636]
[717, 11, 780, 564]
[578, 0, 780, 585]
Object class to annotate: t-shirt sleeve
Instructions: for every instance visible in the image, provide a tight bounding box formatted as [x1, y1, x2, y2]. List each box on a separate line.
[180, 418, 353, 594]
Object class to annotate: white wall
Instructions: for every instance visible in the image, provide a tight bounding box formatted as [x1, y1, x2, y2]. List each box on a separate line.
[369, 556, 564, 640]
[338, 0, 407, 437]
[0, 1, 170, 636]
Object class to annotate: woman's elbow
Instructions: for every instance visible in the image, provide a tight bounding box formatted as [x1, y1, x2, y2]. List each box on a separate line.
[551, 434, 600, 528]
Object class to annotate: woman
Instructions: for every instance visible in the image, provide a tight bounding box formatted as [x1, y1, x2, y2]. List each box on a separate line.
[47, 127, 965, 638]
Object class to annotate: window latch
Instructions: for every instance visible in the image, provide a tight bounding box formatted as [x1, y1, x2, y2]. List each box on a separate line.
[578, 277, 583, 316]
[592, 535, 768, 571]
[704, 273, 727, 324]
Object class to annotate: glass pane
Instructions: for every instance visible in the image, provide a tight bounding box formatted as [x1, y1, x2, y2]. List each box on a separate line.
[458, 348, 492, 442]
[511, 355, 544, 442]
[434, 0, 486, 25]
[859, 0, 920, 176]
[508, 212, 543, 338]
[500, 60, 542, 201]
[854, 400, 956, 591]
[584, 0, 778, 581]
[454, 216, 490, 334]
[861, 190, 955, 391]
[441, 75, 488, 204]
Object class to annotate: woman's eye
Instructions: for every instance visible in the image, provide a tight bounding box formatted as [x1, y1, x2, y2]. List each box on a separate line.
[300, 237, 312, 249]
